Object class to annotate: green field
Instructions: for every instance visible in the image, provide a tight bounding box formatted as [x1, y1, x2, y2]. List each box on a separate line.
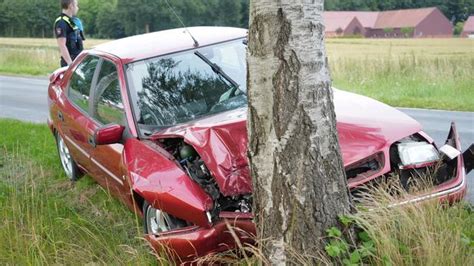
[326, 38, 474, 112]
[0, 37, 473, 111]
[0, 38, 107, 76]
[0, 119, 156, 264]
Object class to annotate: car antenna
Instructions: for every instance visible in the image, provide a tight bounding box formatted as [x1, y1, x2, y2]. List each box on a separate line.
[164, 0, 199, 48]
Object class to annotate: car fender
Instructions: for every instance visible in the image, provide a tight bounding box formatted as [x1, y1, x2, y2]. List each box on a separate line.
[123, 138, 214, 228]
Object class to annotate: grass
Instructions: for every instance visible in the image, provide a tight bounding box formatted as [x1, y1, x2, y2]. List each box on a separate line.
[0, 119, 156, 264]
[0, 38, 107, 76]
[1, 37, 473, 110]
[353, 180, 474, 266]
[208, 180, 474, 265]
[326, 38, 474, 111]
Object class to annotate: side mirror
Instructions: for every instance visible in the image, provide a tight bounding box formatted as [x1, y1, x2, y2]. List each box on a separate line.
[94, 124, 125, 145]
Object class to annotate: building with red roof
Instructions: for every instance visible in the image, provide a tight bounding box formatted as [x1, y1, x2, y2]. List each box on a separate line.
[324, 11, 378, 37]
[324, 7, 453, 38]
[324, 14, 365, 37]
[461, 16, 474, 38]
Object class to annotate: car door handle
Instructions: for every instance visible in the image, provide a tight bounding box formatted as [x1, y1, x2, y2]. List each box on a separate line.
[88, 135, 96, 147]
[57, 111, 64, 122]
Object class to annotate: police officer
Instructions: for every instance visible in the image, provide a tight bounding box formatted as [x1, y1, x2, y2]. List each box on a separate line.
[54, 0, 83, 67]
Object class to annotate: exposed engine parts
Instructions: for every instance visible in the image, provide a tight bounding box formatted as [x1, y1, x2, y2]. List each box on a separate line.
[159, 138, 252, 221]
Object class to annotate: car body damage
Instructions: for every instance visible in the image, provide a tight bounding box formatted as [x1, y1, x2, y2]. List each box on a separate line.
[46, 27, 472, 262]
[145, 215, 255, 260]
[129, 90, 469, 261]
[383, 122, 468, 206]
[133, 89, 468, 208]
[123, 138, 214, 227]
[150, 107, 251, 197]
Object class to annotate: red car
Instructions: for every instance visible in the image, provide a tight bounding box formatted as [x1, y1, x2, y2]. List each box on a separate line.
[47, 27, 473, 261]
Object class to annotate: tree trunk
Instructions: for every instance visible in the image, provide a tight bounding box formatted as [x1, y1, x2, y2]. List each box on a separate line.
[247, 0, 352, 263]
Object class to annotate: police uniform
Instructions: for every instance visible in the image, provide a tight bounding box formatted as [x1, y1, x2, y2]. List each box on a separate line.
[54, 14, 83, 67]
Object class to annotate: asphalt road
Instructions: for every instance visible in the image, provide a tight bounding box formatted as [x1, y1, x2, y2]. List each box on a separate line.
[1, 75, 473, 202]
[0, 75, 49, 123]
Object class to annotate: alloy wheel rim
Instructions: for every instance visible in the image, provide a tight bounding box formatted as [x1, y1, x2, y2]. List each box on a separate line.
[58, 135, 73, 178]
[146, 205, 171, 234]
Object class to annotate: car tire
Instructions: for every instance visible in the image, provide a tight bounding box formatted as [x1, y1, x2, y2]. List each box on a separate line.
[55, 132, 82, 181]
[143, 201, 187, 234]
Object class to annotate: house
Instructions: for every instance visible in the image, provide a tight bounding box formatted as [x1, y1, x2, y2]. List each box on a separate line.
[461, 16, 474, 38]
[324, 7, 453, 38]
[370, 7, 453, 38]
[324, 12, 375, 37]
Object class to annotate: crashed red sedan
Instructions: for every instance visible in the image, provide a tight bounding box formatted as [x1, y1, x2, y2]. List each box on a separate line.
[47, 27, 473, 261]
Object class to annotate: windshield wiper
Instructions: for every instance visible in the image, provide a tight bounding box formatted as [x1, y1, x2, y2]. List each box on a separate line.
[194, 51, 240, 91]
[141, 125, 169, 138]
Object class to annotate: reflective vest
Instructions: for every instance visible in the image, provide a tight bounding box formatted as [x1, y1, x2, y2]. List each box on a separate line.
[54, 15, 78, 31]
[54, 15, 83, 64]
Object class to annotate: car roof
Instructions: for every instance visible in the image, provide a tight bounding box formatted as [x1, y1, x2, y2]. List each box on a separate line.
[93, 27, 247, 64]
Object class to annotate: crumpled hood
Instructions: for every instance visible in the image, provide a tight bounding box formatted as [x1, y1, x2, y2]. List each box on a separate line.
[333, 89, 421, 165]
[152, 89, 421, 196]
[152, 108, 250, 197]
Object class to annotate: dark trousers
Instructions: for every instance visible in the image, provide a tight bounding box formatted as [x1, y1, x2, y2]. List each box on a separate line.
[60, 57, 67, 67]
[60, 53, 79, 67]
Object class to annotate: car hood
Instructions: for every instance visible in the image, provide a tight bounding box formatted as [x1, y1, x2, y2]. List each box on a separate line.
[333, 89, 421, 165]
[152, 89, 421, 196]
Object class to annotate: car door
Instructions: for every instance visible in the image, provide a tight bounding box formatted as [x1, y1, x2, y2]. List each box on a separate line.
[88, 58, 128, 198]
[57, 55, 100, 171]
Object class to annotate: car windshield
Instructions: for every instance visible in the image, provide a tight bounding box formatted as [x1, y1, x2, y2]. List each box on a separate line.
[126, 38, 247, 135]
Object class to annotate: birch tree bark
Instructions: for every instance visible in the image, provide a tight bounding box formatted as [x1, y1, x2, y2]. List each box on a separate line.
[247, 0, 352, 263]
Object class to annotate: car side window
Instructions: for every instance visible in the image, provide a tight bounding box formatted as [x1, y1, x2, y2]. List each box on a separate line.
[68, 56, 100, 113]
[92, 60, 125, 125]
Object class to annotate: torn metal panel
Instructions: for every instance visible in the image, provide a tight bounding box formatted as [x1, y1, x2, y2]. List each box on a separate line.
[151, 108, 252, 197]
[123, 138, 214, 227]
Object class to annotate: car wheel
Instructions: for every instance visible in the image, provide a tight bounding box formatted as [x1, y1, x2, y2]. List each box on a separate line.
[143, 201, 187, 234]
[55, 132, 81, 181]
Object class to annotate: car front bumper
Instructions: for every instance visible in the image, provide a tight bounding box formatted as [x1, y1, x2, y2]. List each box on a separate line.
[146, 164, 469, 263]
[388, 122, 470, 207]
[145, 213, 255, 262]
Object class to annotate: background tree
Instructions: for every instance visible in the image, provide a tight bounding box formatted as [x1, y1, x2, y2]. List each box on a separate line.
[1, 0, 473, 38]
[454, 21, 465, 35]
[95, 3, 125, 39]
[79, 0, 109, 37]
[247, 0, 352, 263]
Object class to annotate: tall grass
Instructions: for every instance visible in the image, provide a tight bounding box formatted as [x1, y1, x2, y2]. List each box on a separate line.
[358, 202, 474, 265]
[353, 179, 474, 266]
[0, 38, 107, 76]
[0, 47, 58, 76]
[193, 178, 474, 265]
[330, 55, 473, 111]
[0, 119, 155, 264]
[327, 38, 474, 111]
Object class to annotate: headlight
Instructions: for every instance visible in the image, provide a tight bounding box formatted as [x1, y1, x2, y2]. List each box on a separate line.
[397, 141, 439, 168]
